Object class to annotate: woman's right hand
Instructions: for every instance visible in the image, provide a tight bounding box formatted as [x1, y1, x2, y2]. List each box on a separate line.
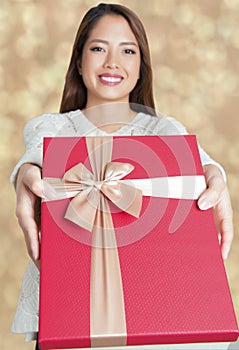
[15, 163, 43, 269]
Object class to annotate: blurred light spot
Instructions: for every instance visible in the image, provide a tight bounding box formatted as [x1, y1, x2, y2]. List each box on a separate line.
[223, 0, 239, 9]
[173, 3, 196, 26]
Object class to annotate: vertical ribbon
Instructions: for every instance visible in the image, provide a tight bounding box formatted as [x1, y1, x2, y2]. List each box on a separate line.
[86, 137, 127, 346]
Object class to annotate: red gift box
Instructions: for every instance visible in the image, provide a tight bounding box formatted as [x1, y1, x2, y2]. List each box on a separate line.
[39, 135, 238, 350]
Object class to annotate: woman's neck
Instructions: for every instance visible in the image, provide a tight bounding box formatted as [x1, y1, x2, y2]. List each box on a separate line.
[82, 103, 137, 133]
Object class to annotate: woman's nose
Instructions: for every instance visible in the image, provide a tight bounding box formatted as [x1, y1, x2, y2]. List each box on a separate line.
[103, 51, 120, 69]
[105, 62, 119, 69]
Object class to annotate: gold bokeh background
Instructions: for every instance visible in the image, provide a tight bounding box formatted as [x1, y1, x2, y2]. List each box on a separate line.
[1, 0, 238, 349]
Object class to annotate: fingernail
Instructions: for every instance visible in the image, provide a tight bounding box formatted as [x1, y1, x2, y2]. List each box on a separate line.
[198, 198, 212, 210]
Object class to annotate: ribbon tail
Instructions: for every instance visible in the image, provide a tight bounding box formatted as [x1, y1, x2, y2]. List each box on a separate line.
[64, 189, 99, 232]
[90, 196, 127, 347]
[101, 182, 142, 218]
[116, 183, 142, 218]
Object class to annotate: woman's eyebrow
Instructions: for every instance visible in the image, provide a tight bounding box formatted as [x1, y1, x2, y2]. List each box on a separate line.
[88, 39, 108, 45]
[120, 41, 138, 47]
[88, 39, 138, 46]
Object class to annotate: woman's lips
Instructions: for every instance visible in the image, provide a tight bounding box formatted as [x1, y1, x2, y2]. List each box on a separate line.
[99, 73, 123, 85]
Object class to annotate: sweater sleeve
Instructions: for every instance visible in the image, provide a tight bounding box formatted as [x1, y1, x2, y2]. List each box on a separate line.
[10, 114, 61, 184]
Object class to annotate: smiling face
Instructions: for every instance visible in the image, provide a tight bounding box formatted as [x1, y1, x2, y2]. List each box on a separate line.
[80, 14, 141, 109]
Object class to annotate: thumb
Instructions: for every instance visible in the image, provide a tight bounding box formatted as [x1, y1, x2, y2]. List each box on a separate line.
[18, 163, 44, 198]
[198, 165, 225, 210]
[30, 179, 44, 198]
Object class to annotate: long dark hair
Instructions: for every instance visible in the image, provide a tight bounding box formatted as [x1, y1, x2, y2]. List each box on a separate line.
[60, 3, 156, 116]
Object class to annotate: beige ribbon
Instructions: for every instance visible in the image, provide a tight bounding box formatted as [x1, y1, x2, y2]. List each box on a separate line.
[43, 136, 207, 347]
[43, 137, 142, 347]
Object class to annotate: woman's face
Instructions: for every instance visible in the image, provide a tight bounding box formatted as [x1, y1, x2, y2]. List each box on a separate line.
[81, 14, 141, 109]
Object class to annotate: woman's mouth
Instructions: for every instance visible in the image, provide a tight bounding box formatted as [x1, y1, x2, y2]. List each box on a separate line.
[99, 73, 123, 86]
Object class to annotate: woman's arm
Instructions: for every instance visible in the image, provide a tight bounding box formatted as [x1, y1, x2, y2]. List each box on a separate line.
[13, 114, 234, 263]
[11, 114, 59, 268]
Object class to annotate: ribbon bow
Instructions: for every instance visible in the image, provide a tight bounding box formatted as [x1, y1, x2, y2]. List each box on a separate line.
[44, 137, 142, 235]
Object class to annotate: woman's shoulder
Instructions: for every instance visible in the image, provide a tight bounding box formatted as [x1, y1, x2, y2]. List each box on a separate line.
[25, 110, 80, 128]
[137, 112, 188, 135]
[23, 109, 82, 134]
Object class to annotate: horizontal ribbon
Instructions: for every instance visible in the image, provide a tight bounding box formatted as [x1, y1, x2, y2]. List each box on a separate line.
[44, 175, 206, 202]
[43, 136, 206, 347]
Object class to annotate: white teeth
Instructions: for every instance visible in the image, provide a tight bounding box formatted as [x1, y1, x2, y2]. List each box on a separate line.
[101, 76, 122, 83]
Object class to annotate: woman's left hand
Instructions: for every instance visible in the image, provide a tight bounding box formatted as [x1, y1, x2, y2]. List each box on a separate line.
[198, 164, 234, 260]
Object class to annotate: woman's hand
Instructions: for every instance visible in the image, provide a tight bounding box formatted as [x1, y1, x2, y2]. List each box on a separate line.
[198, 164, 234, 260]
[15, 163, 43, 269]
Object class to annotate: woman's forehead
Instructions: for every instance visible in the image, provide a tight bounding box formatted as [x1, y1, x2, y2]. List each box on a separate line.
[87, 14, 138, 44]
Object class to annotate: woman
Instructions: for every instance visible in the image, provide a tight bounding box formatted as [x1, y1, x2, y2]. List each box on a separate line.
[11, 3, 233, 348]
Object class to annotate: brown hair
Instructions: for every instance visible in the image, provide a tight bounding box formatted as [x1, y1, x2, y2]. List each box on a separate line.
[59, 3, 156, 116]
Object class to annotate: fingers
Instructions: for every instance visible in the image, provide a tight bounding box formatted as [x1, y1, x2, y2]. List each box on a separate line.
[16, 184, 40, 262]
[214, 188, 234, 260]
[21, 215, 40, 263]
[220, 216, 234, 260]
[15, 164, 42, 265]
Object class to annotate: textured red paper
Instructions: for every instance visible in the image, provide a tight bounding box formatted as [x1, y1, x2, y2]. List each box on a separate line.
[39, 136, 239, 349]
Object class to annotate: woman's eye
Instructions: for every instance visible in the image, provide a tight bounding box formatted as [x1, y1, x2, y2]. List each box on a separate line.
[90, 47, 104, 52]
[124, 49, 136, 54]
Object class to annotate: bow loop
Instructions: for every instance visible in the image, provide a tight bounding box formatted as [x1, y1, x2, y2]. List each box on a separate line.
[63, 162, 94, 184]
[103, 162, 134, 182]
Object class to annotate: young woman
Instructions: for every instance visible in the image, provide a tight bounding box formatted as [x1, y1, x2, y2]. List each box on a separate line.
[11, 3, 233, 348]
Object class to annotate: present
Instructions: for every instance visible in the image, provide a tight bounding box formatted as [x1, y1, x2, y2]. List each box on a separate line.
[39, 135, 239, 350]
